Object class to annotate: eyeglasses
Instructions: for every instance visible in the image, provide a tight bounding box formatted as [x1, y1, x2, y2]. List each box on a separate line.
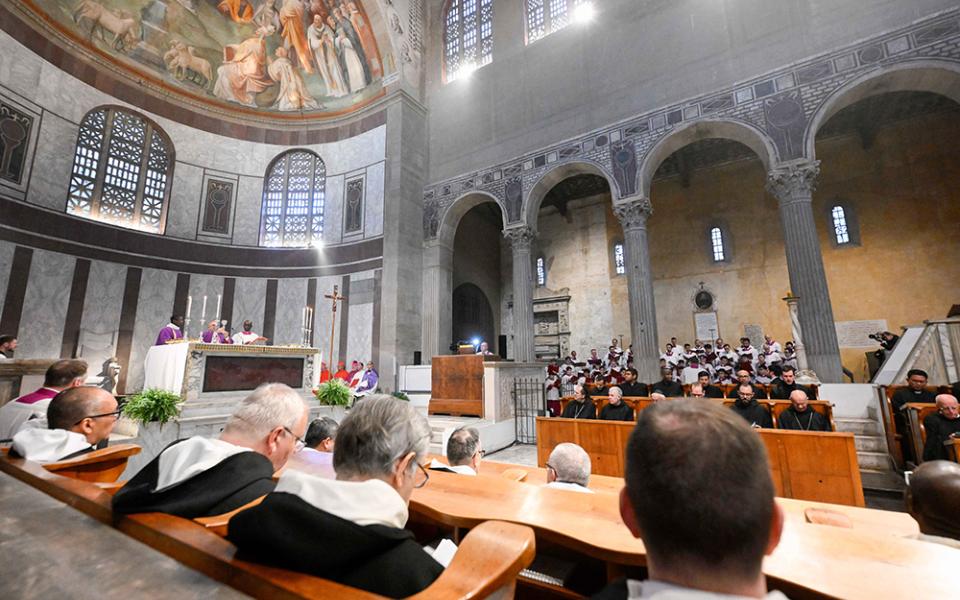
[414, 461, 430, 488]
[73, 408, 122, 426]
[475, 449, 486, 458]
[283, 426, 306, 452]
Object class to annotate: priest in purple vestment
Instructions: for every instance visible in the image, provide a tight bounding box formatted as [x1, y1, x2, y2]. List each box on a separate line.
[201, 320, 231, 344]
[353, 361, 379, 398]
[155, 315, 185, 346]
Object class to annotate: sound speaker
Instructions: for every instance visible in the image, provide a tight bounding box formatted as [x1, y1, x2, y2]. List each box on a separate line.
[498, 335, 508, 359]
[413, 351, 422, 366]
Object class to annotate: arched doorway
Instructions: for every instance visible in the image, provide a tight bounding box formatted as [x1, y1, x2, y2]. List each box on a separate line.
[452, 283, 495, 352]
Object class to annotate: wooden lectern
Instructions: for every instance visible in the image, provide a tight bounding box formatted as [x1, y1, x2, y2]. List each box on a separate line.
[430, 355, 498, 417]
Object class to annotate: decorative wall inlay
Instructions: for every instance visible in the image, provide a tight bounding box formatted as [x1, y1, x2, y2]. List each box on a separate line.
[344, 176, 364, 234]
[422, 8, 960, 238]
[201, 178, 234, 235]
[610, 141, 638, 198]
[0, 101, 33, 185]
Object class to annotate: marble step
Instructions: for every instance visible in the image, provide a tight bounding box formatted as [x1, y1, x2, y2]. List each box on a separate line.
[856, 450, 894, 471]
[854, 435, 887, 453]
[835, 418, 883, 436]
[860, 468, 907, 493]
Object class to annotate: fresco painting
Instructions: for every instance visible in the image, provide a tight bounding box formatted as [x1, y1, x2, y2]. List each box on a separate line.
[31, 0, 385, 113]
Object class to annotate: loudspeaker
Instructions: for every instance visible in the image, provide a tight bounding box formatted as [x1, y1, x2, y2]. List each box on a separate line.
[413, 351, 422, 366]
[498, 335, 508, 359]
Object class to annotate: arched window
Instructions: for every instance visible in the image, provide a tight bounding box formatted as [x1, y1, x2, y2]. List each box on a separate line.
[67, 107, 173, 233]
[260, 150, 326, 247]
[710, 227, 725, 262]
[444, 0, 494, 82]
[613, 242, 625, 275]
[525, 0, 592, 44]
[536, 256, 546, 286]
[831, 205, 850, 245]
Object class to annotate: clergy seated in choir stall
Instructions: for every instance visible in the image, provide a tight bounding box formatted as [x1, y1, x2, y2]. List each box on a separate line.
[545, 443, 593, 494]
[599, 387, 634, 422]
[0, 359, 88, 439]
[650, 368, 683, 398]
[430, 426, 482, 475]
[349, 361, 378, 399]
[650, 392, 667, 403]
[561, 384, 596, 419]
[228, 396, 445, 598]
[201, 320, 232, 344]
[922, 395, 960, 462]
[905, 460, 960, 550]
[730, 384, 773, 429]
[727, 370, 769, 400]
[319, 362, 331, 383]
[893, 369, 937, 463]
[333, 361, 350, 381]
[112, 383, 308, 519]
[594, 399, 787, 600]
[0, 334, 17, 360]
[778, 391, 830, 432]
[619, 368, 648, 397]
[697, 371, 725, 398]
[10, 387, 118, 462]
[769, 366, 811, 400]
[232, 320, 268, 345]
[154, 315, 185, 345]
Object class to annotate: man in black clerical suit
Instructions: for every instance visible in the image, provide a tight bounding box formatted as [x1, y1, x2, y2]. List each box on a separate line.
[113, 383, 308, 518]
[650, 368, 682, 397]
[730, 385, 772, 429]
[619, 368, 648, 397]
[228, 395, 443, 598]
[922, 395, 960, 462]
[778, 391, 830, 432]
[561, 384, 596, 419]
[769, 366, 813, 400]
[726, 369, 768, 399]
[599, 387, 634, 421]
[892, 369, 938, 464]
[696, 371, 724, 398]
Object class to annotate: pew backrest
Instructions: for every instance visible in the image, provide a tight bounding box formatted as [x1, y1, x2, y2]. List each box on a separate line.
[43, 443, 141, 483]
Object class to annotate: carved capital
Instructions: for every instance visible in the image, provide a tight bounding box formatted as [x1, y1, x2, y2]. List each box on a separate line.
[503, 226, 536, 251]
[766, 161, 820, 203]
[613, 197, 653, 230]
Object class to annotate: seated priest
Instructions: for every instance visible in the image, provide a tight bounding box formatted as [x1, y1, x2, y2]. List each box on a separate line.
[561, 384, 596, 419]
[905, 460, 960, 549]
[696, 371, 725, 398]
[892, 369, 937, 463]
[112, 383, 308, 518]
[730, 384, 773, 429]
[351, 361, 379, 399]
[154, 314, 185, 345]
[778, 390, 830, 432]
[650, 368, 683, 397]
[430, 426, 482, 475]
[0, 359, 87, 439]
[333, 361, 350, 381]
[727, 369, 768, 399]
[619, 367, 648, 397]
[599, 386, 634, 421]
[545, 442, 593, 493]
[596, 399, 786, 600]
[227, 395, 443, 598]
[769, 366, 811, 400]
[201, 319, 231, 344]
[304, 417, 338, 454]
[922, 395, 960, 462]
[10, 387, 118, 462]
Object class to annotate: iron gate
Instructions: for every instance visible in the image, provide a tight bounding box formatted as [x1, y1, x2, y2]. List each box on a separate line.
[514, 377, 545, 444]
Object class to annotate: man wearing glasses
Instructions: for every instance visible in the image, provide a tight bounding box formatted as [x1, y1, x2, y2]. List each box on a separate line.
[229, 395, 443, 598]
[10, 387, 119, 462]
[113, 383, 308, 519]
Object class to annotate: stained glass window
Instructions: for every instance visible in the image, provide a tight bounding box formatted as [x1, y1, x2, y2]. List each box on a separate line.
[614, 242, 625, 275]
[444, 0, 494, 82]
[526, 0, 589, 43]
[67, 108, 172, 233]
[260, 150, 326, 247]
[710, 227, 725, 262]
[831, 205, 850, 245]
[536, 256, 546, 286]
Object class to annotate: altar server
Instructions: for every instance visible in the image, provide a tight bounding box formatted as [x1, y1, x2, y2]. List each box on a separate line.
[232, 320, 267, 345]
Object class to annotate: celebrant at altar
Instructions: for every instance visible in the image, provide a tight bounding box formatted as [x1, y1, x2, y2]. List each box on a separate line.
[201, 320, 232, 344]
[154, 315, 185, 345]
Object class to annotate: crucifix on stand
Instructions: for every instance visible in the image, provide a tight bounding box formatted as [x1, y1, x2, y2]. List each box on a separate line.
[325, 285, 347, 370]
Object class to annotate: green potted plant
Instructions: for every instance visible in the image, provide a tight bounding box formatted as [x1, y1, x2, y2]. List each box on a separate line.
[314, 378, 352, 406]
[392, 391, 410, 402]
[122, 388, 182, 425]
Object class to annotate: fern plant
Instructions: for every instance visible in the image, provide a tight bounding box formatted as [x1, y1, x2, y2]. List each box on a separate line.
[122, 388, 182, 424]
[315, 378, 352, 406]
[392, 391, 410, 402]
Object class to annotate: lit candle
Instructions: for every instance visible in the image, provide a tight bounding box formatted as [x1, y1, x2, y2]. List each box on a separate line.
[185, 295, 192, 319]
[215, 294, 222, 321]
[201, 295, 207, 320]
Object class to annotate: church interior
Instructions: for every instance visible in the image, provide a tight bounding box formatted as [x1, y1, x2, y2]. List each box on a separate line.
[1, 0, 959, 597]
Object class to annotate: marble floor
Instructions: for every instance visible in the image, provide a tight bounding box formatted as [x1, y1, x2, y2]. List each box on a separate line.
[486, 443, 538, 466]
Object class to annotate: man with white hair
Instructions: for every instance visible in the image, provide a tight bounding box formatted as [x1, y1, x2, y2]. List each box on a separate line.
[561, 384, 596, 419]
[228, 395, 443, 597]
[113, 383, 308, 518]
[599, 386, 634, 421]
[545, 443, 593, 493]
[922, 394, 960, 461]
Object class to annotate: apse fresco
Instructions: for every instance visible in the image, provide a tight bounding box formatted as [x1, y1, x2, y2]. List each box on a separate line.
[30, 0, 385, 113]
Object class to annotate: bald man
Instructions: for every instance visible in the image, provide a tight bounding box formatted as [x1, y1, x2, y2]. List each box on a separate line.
[905, 460, 960, 549]
[11, 387, 118, 463]
[921, 395, 960, 462]
[778, 390, 830, 432]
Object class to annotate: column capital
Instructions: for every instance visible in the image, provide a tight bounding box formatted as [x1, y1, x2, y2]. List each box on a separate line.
[766, 160, 820, 202]
[503, 225, 536, 250]
[613, 197, 653, 230]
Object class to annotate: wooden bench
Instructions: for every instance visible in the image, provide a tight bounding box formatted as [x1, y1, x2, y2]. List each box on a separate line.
[904, 402, 942, 463]
[0, 452, 536, 599]
[42, 443, 141, 483]
[880, 385, 947, 466]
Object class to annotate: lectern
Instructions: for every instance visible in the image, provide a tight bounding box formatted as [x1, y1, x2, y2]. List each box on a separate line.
[430, 354, 498, 417]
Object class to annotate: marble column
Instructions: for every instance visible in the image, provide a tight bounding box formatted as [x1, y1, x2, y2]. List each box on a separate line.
[766, 161, 843, 383]
[504, 226, 536, 363]
[614, 197, 660, 384]
[421, 239, 454, 363]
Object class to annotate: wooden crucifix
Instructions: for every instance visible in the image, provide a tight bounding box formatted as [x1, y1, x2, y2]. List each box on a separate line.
[325, 284, 347, 370]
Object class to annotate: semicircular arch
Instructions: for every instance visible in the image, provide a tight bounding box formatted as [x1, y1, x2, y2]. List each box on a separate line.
[524, 159, 619, 229]
[436, 191, 506, 247]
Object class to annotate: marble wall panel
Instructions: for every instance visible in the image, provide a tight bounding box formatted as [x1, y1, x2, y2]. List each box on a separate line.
[16, 249, 75, 358]
[365, 162, 385, 238]
[320, 125, 386, 175]
[324, 174, 344, 245]
[232, 278, 268, 334]
[28, 112, 75, 211]
[187, 274, 225, 333]
[346, 302, 374, 367]
[313, 275, 341, 366]
[0, 241, 15, 312]
[275, 278, 309, 346]
[78, 259, 126, 363]
[233, 175, 263, 246]
[127, 268, 177, 392]
[165, 163, 204, 240]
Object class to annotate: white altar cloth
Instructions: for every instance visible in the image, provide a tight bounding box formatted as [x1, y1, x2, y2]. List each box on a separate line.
[143, 343, 190, 393]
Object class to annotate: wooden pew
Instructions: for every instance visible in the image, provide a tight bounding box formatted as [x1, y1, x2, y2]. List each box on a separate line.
[947, 438, 960, 463]
[42, 443, 142, 483]
[880, 385, 945, 466]
[904, 402, 940, 463]
[766, 400, 836, 431]
[0, 452, 538, 600]
[535, 417, 864, 506]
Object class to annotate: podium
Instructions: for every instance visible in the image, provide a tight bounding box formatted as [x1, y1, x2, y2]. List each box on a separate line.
[430, 355, 492, 417]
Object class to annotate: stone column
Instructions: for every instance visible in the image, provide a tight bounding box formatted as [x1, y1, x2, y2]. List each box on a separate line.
[504, 226, 536, 363]
[614, 197, 660, 383]
[766, 161, 843, 383]
[420, 240, 454, 363]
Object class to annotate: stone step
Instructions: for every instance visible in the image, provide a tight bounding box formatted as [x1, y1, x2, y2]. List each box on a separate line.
[854, 435, 887, 453]
[835, 418, 883, 436]
[856, 450, 894, 471]
[860, 468, 907, 493]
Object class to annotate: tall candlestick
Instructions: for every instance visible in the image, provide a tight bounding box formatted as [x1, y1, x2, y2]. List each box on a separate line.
[201, 295, 207, 320]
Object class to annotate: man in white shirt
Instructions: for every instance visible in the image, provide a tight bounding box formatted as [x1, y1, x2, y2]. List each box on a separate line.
[11, 387, 119, 462]
[545, 442, 593, 493]
[0, 359, 88, 440]
[232, 320, 267, 345]
[431, 426, 482, 475]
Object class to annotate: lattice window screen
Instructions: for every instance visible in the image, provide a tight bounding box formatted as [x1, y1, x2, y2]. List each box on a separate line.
[260, 150, 326, 247]
[525, 0, 587, 43]
[444, 0, 494, 81]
